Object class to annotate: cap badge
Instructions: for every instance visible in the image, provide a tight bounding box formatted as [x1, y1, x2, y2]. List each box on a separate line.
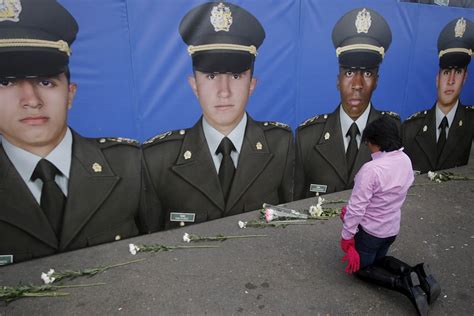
[92, 163, 102, 173]
[454, 18, 466, 38]
[210, 2, 233, 32]
[423, 125, 427, 133]
[184, 150, 192, 160]
[256, 142, 263, 150]
[324, 132, 330, 140]
[434, 0, 449, 6]
[355, 8, 371, 34]
[459, 120, 463, 127]
[0, 0, 22, 23]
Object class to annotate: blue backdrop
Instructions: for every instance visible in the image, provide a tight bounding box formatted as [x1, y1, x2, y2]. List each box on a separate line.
[60, 0, 474, 142]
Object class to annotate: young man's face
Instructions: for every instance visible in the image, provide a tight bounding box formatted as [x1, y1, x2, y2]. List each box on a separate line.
[188, 69, 256, 134]
[436, 67, 467, 108]
[0, 73, 76, 155]
[337, 67, 378, 120]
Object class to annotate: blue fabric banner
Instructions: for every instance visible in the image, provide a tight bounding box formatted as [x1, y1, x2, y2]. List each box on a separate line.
[60, 0, 474, 141]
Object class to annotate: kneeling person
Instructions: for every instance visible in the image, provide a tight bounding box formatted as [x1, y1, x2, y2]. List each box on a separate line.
[143, 2, 294, 230]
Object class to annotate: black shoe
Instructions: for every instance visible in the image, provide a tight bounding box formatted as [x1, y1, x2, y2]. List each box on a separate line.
[414, 263, 441, 304]
[402, 272, 429, 316]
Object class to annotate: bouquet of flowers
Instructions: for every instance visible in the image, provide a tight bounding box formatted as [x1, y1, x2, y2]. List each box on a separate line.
[307, 197, 342, 219]
[262, 204, 308, 222]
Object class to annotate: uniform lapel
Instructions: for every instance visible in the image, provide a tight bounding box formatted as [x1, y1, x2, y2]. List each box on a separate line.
[225, 116, 273, 213]
[415, 106, 437, 170]
[437, 103, 466, 167]
[313, 107, 348, 185]
[59, 132, 120, 250]
[0, 146, 58, 249]
[171, 120, 225, 212]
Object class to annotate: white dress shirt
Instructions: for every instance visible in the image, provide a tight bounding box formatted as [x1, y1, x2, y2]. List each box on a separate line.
[1, 128, 72, 204]
[435, 101, 458, 141]
[202, 113, 247, 173]
[339, 103, 371, 152]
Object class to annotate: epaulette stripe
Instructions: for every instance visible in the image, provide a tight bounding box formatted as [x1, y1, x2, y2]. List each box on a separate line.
[143, 131, 173, 145]
[98, 137, 139, 145]
[299, 114, 329, 127]
[263, 121, 290, 129]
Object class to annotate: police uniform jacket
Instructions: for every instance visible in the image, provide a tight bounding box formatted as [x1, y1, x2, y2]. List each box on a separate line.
[143, 115, 294, 230]
[295, 105, 400, 199]
[0, 131, 146, 263]
[402, 103, 474, 174]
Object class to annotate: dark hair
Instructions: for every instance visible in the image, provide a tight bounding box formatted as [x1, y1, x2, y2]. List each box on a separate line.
[361, 116, 401, 152]
[64, 66, 71, 83]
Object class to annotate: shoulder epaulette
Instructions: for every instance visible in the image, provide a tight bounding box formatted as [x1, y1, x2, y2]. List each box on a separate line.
[143, 129, 186, 145]
[262, 121, 291, 130]
[299, 114, 329, 128]
[465, 105, 474, 110]
[380, 111, 400, 120]
[97, 137, 139, 146]
[406, 110, 428, 121]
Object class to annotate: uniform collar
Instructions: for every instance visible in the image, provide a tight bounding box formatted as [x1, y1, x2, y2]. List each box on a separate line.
[340, 102, 371, 137]
[435, 100, 458, 128]
[1, 128, 72, 182]
[202, 113, 247, 154]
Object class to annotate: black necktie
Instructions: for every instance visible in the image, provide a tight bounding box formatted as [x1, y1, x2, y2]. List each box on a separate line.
[216, 137, 236, 201]
[346, 122, 360, 175]
[437, 116, 449, 163]
[31, 159, 66, 237]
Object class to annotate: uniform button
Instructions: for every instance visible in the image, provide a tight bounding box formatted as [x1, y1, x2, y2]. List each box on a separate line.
[115, 235, 121, 241]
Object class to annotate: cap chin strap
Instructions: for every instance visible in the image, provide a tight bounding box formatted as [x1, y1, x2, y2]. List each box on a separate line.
[188, 44, 257, 56]
[336, 44, 385, 58]
[439, 47, 473, 58]
[0, 39, 71, 56]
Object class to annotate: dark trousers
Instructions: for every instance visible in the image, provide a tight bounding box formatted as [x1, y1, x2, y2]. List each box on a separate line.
[354, 226, 397, 269]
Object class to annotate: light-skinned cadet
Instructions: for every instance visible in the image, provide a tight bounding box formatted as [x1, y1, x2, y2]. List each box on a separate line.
[142, 2, 294, 230]
[294, 8, 401, 199]
[0, 0, 147, 265]
[402, 17, 474, 174]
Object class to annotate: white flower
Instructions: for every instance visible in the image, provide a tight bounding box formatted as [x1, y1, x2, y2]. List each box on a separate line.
[428, 171, 436, 180]
[183, 233, 191, 243]
[41, 269, 56, 284]
[238, 221, 247, 229]
[309, 204, 323, 217]
[129, 243, 140, 255]
[317, 196, 325, 207]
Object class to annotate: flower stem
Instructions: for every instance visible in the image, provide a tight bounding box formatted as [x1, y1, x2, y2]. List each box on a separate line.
[174, 245, 220, 249]
[52, 282, 106, 289]
[22, 292, 70, 298]
[102, 258, 146, 270]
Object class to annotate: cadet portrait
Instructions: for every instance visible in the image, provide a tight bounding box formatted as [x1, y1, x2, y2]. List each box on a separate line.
[0, 0, 147, 264]
[143, 1, 294, 230]
[294, 7, 400, 199]
[402, 17, 474, 174]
